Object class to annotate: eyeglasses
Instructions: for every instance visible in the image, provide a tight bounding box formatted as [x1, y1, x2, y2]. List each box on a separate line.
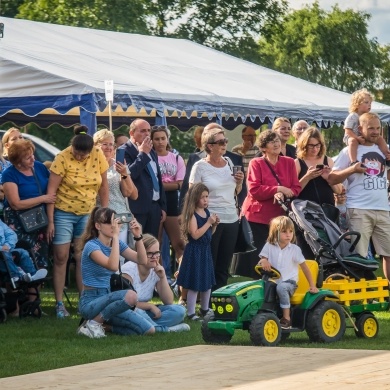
[146, 251, 161, 259]
[243, 134, 256, 138]
[209, 138, 229, 146]
[306, 143, 321, 149]
[295, 127, 308, 132]
[151, 126, 167, 131]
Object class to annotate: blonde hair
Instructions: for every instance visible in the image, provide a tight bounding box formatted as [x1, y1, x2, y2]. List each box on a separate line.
[296, 127, 326, 159]
[142, 234, 159, 251]
[93, 129, 115, 145]
[180, 183, 209, 243]
[272, 117, 291, 131]
[359, 112, 380, 126]
[201, 124, 225, 154]
[267, 216, 296, 245]
[349, 88, 374, 113]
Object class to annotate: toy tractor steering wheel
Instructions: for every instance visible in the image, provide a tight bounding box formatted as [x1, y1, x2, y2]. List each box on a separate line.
[254, 265, 281, 280]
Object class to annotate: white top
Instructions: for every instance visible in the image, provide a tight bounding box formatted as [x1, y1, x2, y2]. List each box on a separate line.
[259, 242, 305, 284]
[189, 159, 238, 223]
[333, 145, 389, 211]
[121, 261, 160, 302]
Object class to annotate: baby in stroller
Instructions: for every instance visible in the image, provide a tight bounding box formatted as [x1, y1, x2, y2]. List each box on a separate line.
[0, 219, 47, 319]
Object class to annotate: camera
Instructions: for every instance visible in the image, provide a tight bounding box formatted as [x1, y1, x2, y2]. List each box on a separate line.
[114, 213, 133, 224]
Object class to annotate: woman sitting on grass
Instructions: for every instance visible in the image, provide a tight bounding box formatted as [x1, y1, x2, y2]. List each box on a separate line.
[121, 234, 189, 333]
[78, 207, 188, 339]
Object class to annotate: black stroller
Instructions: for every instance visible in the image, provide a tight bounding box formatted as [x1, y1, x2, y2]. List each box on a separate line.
[288, 199, 379, 281]
[0, 242, 47, 322]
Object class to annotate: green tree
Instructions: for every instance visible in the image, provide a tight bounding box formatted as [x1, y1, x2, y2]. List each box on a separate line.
[17, 0, 149, 34]
[258, 2, 382, 93]
[171, 0, 287, 62]
[0, 0, 24, 17]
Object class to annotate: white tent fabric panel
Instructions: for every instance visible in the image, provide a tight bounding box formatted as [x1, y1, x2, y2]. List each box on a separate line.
[1, 17, 390, 123]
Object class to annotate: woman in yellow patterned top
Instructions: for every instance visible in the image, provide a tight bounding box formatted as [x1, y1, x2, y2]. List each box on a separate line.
[47, 126, 109, 318]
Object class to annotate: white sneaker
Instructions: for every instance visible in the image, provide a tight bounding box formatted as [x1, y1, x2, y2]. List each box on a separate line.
[31, 269, 48, 281]
[77, 320, 106, 338]
[168, 323, 190, 332]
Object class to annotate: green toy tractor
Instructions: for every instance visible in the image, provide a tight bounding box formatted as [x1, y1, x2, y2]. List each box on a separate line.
[201, 261, 346, 346]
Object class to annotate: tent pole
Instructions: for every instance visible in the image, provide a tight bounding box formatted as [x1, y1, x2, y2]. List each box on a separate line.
[108, 101, 112, 132]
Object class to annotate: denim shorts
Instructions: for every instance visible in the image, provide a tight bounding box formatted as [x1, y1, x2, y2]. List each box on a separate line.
[53, 209, 89, 245]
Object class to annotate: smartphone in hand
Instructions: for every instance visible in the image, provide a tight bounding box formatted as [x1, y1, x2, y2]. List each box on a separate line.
[114, 213, 133, 224]
[116, 149, 125, 164]
[315, 164, 324, 170]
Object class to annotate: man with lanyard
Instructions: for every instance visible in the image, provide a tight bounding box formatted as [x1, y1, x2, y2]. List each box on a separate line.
[328, 112, 390, 281]
[120, 119, 166, 238]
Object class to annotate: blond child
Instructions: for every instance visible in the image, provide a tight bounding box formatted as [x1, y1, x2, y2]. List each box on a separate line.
[257, 216, 318, 329]
[344, 88, 390, 164]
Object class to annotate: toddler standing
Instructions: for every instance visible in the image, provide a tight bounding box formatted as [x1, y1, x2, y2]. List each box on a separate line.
[177, 183, 219, 320]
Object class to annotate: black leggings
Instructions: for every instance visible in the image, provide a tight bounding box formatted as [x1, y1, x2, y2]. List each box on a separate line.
[211, 220, 239, 291]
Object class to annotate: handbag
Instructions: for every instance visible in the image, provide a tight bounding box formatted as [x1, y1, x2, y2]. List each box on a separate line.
[110, 260, 136, 293]
[17, 169, 48, 233]
[234, 214, 257, 253]
[18, 205, 48, 233]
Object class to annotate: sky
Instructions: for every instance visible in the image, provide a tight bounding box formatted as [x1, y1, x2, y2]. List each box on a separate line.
[288, 0, 390, 45]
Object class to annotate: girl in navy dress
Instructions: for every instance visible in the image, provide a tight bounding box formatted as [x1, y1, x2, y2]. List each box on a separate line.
[177, 183, 219, 320]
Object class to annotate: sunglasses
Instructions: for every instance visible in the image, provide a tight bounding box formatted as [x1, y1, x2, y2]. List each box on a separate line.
[209, 138, 229, 146]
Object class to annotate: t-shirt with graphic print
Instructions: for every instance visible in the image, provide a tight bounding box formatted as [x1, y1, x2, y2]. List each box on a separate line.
[50, 146, 109, 215]
[334, 144, 389, 211]
[157, 152, 185, 183]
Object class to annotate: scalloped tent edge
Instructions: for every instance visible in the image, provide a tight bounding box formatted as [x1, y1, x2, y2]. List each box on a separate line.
[1, 17, 390, 133]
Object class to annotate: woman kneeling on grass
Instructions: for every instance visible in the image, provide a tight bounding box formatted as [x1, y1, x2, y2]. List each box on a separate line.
[121, 234, 190, 333]
[77, 207, 188, 339]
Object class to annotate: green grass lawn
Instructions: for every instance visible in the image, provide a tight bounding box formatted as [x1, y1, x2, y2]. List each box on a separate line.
[1, 282, 390, 379]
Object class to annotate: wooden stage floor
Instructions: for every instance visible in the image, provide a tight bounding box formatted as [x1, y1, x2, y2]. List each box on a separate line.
[2, 345, 390, 389]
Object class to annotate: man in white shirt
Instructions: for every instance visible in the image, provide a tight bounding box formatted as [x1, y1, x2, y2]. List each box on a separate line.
[328, 112, 390, 281]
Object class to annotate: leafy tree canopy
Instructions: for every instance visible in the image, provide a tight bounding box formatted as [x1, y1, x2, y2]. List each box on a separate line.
[258, 1, 382, 93]
[15, 0, 149, 34]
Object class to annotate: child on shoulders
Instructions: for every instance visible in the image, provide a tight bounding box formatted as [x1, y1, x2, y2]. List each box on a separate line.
[344, 88, 390, 165]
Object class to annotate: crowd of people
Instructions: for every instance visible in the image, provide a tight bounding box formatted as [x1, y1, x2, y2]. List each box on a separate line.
[1, 87, 389, 337]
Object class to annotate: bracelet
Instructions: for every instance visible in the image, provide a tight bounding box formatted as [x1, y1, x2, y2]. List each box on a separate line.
[121, 175, 128, 180]
[134, 235, 143, 241]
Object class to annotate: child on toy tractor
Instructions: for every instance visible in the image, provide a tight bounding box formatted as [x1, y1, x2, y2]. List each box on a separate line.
[258, 216, 318, 329]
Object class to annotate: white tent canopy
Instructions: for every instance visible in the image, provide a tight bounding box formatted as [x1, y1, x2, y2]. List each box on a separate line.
[1, 17, 390, 130]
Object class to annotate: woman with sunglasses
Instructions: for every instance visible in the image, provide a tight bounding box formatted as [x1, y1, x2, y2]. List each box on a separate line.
[121, 234, 189, 332]
[189, 124, 244, 290]
[242, 130, 301, 253]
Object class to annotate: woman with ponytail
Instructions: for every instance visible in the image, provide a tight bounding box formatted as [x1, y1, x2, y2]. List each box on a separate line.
[47, 125, 109, 318]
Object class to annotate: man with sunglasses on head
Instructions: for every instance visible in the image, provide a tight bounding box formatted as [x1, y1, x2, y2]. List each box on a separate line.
[119, 119, 166, 238]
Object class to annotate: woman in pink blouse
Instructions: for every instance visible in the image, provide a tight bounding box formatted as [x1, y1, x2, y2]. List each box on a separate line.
[242, 130, 301, 252]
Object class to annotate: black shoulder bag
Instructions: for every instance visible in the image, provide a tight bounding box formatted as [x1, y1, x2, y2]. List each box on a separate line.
[110, 261, 137, 293]
[17, 169, 49, 233]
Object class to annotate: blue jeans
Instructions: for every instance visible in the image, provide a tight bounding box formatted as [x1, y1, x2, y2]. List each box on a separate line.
[0, 249, 36, 279]
[78, 288, 154, 335]
[276, 280, 297, 309]
[135, 304, 186, 332]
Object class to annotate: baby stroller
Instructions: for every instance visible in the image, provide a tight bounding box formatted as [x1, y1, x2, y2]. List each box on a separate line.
[287, 199, 379, 281]
[0, 241, 47, 321]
